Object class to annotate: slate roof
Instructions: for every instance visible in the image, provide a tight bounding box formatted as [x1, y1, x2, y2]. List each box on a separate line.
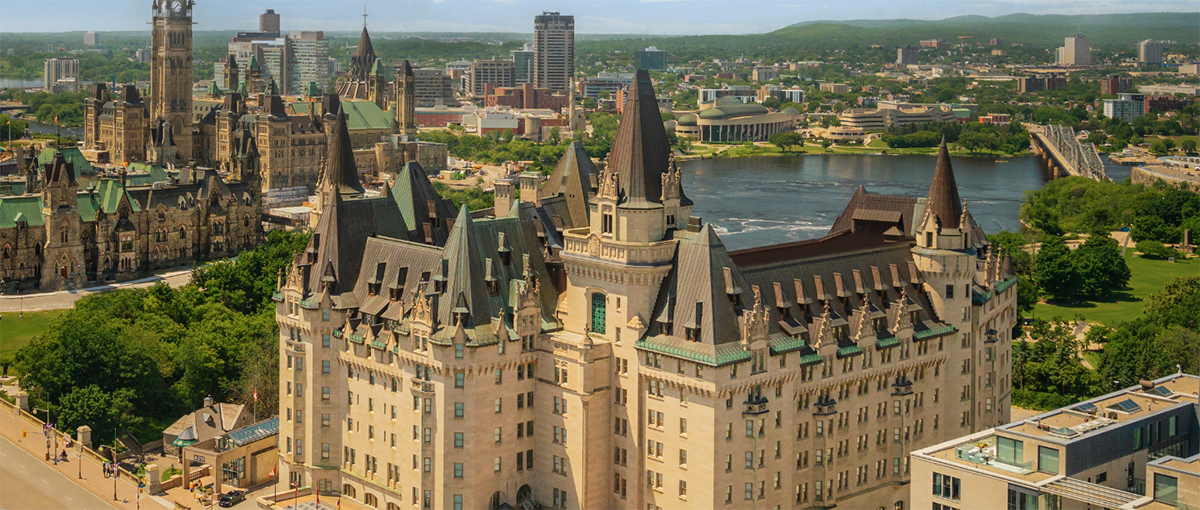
[606, 70, 678, 209]
[304, 192, 408, 295]
[324, 111, 366, 196]
[649, 224, 744, 345]
[43, 153, 77, 187]
[389, 162, 455, 246]
[539, 141, 597, 228]
[828, 185, 922, 237]
[926, 139, 964, 229]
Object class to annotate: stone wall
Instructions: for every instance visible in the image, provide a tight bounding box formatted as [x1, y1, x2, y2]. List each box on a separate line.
[1131, 165, 1200, 192]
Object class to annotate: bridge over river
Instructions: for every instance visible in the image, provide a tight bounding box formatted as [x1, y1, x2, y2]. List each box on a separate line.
[1029, 124, 1107, 181]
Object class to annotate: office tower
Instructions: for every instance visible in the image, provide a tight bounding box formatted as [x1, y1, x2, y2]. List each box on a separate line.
[289, 31, 330, 95]
[274, 70, 1018, 510]
[533, 12, 573, 91]
[897, 46, 919, 66]
[637, 46, 668, 71]
[1059, 34, 1091, 66]
[511, 43, 535, 84]
[43, 57, 80, 93]
[1103, 93, 1146, 123]
[84, 32, 98, 46]
[468, 58, 515, 97]
[260, 8, 281, 36]
[150, 0, 193, 159]
[1099, 75, 1132, 95]
[1138, 39, 1163, 66]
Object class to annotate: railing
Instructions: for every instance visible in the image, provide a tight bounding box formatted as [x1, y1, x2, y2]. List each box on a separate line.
[0, 397, 141, 483]
[560, 228, 676, 265]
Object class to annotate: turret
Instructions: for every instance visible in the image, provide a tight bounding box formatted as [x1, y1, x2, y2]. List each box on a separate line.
[223, 54, 239, 91]
[368, 58, 387, 110]
[393, 59, 417, 139]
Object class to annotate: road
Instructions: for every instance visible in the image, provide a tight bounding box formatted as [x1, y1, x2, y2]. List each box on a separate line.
[0, 434, 116, 510]
[0, 269, 191, 313]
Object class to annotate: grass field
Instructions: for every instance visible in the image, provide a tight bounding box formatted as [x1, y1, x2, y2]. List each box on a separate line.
[0, 309, 66, 366]
[1032, 253, 1198, 325]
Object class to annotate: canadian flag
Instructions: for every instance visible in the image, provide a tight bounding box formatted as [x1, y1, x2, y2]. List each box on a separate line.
[253, 390, 258, 402]
[269, 467, 276, 478]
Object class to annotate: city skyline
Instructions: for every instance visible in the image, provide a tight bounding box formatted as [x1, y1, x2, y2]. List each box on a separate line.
[3, 0, 1199, 35]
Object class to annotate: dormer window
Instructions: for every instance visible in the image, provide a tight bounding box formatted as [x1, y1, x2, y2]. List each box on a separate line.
[602, 212, 613, 235]
[925, 232, 933, 247]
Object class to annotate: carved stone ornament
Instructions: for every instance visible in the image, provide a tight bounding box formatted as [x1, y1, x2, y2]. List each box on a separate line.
[588, 233, 601, 258]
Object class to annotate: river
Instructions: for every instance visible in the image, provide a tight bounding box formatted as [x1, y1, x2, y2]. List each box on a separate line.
[681, 154, 1132, 251]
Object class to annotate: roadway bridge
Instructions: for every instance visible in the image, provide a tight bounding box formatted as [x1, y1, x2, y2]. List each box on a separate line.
[1029, 124, 1107, 181]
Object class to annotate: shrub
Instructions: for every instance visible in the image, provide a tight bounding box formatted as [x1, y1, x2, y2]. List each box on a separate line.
[1136, 240, 1181, 260]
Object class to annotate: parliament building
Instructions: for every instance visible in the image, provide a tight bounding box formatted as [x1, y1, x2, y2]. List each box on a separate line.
[273, 70, 1020, 510]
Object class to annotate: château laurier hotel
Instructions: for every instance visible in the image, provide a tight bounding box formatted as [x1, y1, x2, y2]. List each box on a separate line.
[274, 70, 1018, 510]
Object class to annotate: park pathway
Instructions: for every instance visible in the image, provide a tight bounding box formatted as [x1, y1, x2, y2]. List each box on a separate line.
[0, 269, 192, 313]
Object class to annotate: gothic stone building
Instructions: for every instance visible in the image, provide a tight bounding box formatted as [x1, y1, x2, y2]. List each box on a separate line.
[0, 131, 261, 292]
[273, 70, 1018, 510]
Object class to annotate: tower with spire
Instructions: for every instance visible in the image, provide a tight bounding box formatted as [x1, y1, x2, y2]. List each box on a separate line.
[367, 58, 388, 110]
[393, 59, 417, 139]
[223, 54, 239, 91]
[150, 0, 194, 162]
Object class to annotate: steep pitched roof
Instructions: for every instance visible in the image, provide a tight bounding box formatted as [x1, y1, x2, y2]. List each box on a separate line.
[539, 141, 597, 227]
[650, 224, 747, 345]
[389, 162, 456, 246]
[322, 111, 365, 196]
[397, 59, 414, 78]
[828, 185, 921, 237]
[44, 153, 77, 187]
[305, 193, 408, 295]
[370, 58, 384, 76]
[0, 195, 44, 228]
[354, 27, 376, 63]
[607, 69, 673, 209]
[926, 138, 963, 229]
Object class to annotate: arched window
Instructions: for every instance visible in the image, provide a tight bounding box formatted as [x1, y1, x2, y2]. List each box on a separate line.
[591, 292, 606, 334]
[179, 226, 187, 240]
[61, 228, 69, 243]
[364, 493, 378, 507]
[342, 485, 356, 498]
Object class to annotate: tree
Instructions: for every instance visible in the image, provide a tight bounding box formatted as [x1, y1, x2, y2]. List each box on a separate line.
[1143, 276, 1200, 331]
[1150, 140, 1169, 156]
[1074, 233, 1130, 297]
[820, 139, 832, 149]
[57, 385, 141, 448]
[769, 131, 803, 152]
[1034, 235, 1082, 301]
[1135, 240, 1180, 260]
[1182, 139, 1197, 154]
[548, 127, 561, 144]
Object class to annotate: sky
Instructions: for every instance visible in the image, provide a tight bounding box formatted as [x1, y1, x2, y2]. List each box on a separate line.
[3, 0, 1199, 35]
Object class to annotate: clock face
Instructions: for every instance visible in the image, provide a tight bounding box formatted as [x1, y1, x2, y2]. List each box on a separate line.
[171, 1, 182, 13]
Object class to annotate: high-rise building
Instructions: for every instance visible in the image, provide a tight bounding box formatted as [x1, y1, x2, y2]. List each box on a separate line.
[533, 12, 573, 91]
[468, 58, 515, 97]
[1058, 34, 1091, 66]
[1099, 75, 1132, 96]
[43, 57, 80, 93]
[988, 38, 1003, 46]
[150, 0, 193, 159]
[752, 66, 779, 82]
[912, 373, 1200, 510]
[260, 8, 281, 36]
[1103, 93, 1146, 123]
[288, 31, 330, 95]
[897, 46, 919, 66]
[1138, 39, 1163, 66]
[637, 46, 668, 71]
[401, 66, 458, 108]
[511, 42, 535, 83]
[84, 32, 98, 46]
[273, 69, 1018, 510]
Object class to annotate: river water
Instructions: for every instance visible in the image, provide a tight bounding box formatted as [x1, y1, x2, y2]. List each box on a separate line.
[681, 154, 1132, 251]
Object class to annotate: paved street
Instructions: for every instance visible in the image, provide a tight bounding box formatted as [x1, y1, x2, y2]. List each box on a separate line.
[0, 269, 191, 313]
[0, 434, 115, 510]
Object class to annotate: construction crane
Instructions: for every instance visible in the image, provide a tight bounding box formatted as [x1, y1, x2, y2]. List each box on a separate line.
[957, 36, 974, 55]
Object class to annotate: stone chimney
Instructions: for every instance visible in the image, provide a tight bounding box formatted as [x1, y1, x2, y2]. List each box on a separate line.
[203, 395, 214, 408]
[494, 178, 515, 217]
[518, 172, 542, 207]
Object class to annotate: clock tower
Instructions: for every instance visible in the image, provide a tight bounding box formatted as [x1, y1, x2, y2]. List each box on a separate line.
[150, 0, 194, 164]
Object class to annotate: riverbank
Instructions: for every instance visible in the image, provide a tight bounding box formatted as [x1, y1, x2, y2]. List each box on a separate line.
[683, 140, 1031, 160]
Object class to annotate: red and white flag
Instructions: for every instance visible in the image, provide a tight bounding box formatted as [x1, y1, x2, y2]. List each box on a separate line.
[54, 116, 58, 124]
[253, 390, 258, 402]
[269, 467, 276, 478]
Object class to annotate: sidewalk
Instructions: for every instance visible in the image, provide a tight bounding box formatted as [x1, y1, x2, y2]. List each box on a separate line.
[0, 404, 170, 510]
[0, 268, 192, 312]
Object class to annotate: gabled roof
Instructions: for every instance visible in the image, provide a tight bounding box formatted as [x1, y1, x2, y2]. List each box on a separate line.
[37, 147, 94, 176]
[91, 179, 141, 214]
[828, 185, 922, 237]
[540, 141, 597, 228]
[43, 153, 78, 187]
[649, 223, 745, 345]
[0, 195, 44, 228]
[926, 139, 963, 229]
[390, 162, 456, 246]
[606, 69, 674, 209]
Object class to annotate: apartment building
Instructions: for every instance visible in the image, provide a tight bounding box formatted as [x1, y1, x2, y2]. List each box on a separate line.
[469, 58, 516, 98]
[273, 70, 1017, 510]
[1138, 39, 1163, 66]
[912, 374, 1199, 510]
[533, 12, 574, 91]
[1104, 94, 1146, 124]
[43, 56, 80, 93]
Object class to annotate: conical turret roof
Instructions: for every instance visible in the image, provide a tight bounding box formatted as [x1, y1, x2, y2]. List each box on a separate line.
[355, 26, 376, 62]
[926, 138, 963, 229]
[541, 141, 597, 226]
[607, 69, 673, 208]
[397, 59, 414, 78]
[370, 58, 384, 76]
[324, 110, 365, 196]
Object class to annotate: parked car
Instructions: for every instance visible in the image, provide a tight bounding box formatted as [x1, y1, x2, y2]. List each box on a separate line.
[218, 489, 247, 507]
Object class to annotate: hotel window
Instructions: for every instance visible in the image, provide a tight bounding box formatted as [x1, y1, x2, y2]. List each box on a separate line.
[455, 372, 464, 388]
[454, 433, 463, 448]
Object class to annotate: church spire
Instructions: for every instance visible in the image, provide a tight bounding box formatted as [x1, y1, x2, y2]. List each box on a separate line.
[321, 110, 365, 197]
[926, 137, 964, 229]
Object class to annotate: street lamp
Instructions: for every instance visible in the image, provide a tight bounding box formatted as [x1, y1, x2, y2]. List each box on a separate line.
[32, 405, 51, 461]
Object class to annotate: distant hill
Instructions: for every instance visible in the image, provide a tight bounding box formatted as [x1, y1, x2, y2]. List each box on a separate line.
[774, 13, 1200, 47]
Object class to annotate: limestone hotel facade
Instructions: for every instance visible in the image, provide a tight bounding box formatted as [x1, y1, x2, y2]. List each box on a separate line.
[274, 70, 1019, 510]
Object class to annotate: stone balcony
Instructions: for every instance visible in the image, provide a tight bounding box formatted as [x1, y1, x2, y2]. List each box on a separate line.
[561, 228, 676, 266]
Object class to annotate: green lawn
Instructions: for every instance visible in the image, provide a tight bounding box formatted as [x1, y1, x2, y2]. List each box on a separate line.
[0, 309, 66, 367]
[1032, 253, 1198, 325]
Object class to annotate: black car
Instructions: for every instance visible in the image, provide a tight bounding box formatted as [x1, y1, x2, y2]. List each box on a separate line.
[217, 489, 247, 508]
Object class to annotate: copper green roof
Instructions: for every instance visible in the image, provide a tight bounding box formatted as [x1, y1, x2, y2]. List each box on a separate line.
[636, 336, 752, 367]
[91, 180, 141, 214]
[37, 147, 94, 176]
[913, 323, 955, 340]
[306, 81, 320, 97]
[207, 81, 224, 98]
[0, 195, 44, 228]
[876, 336, 900, 349]
[769, 334, 805, 355]
[836, 344, 863, 358]
[995, 276, 1018, 294]
[370, 58, 384, 76]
